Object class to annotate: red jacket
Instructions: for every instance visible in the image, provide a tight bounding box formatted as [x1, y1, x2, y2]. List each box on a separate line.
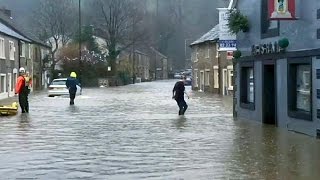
[15, 76, 25, 94]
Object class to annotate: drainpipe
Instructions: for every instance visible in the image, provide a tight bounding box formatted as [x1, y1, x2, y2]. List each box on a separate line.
[18, 40, 21, 68]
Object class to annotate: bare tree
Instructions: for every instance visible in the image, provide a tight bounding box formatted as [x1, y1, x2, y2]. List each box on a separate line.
[90, 0, 147, 76]
[35, 0, 77, 78]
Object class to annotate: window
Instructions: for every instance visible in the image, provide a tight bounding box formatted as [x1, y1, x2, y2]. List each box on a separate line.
[213, 66, 219, 88]
[261, 0, 279, 38]
[240, 64, 254, 110]
[205, 70, 210, 86]
[317, 9, 320, 19]
[196, 47, 199, 61]
[20, 41, 25, 57]
[206, 46, 210, 58]
[28, 44, 32, 59]
[9, 41, 14, 60]
[216, 44, 219, 58]
[0, 38, 5, 59]
[0, 74, 6, 93]
[228, 69, 234, 90]
[288, 58, 312, 120]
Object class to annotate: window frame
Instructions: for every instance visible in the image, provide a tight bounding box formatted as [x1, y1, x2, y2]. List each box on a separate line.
[206, 45, 210, 59]
[227, 65, 233, 90]
[261, 0, 280, 39]
[20, 41, 25, 57]
[287, 57, 312, 121]
[193, 69, 199, 87]
[0, 73, 6, 93]
[0, 37, 5, 59]
[213, 66, 219, 89]
[9, 41, 14, 60]
[240, 62, 255, 110]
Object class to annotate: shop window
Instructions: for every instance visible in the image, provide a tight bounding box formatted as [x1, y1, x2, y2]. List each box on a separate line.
[288, 58, 312, 121]
[240, 64, 254, 110]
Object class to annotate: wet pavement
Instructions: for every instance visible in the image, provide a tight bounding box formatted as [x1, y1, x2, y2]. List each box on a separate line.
[0, 80, 320, 179]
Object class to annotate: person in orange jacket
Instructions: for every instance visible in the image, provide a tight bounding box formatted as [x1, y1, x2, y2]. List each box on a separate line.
[15, 67, 29, 113]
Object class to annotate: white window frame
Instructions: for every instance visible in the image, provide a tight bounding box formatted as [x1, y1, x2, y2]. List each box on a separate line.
[216, 44, 219, 58]
[0, 73, 7, 93]
[9, 41, 15, 60]
[205, 69, 210, 86]
[0, 38, 5, 59]
[20, 41, 25, 57]
[213, 66, 219, 89]
[195, 47, 199, 62]
[206, 45, 210, 58]
[28, 44, 32, 59]
[193, 69, 198, 87]
[227, 65, 233, 90]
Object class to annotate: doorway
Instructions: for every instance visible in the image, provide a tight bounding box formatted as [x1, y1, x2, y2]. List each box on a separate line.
[263, 63, 276, 125]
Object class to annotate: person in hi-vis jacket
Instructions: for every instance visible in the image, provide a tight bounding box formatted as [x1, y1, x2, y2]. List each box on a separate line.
[15, 67, 30, 113]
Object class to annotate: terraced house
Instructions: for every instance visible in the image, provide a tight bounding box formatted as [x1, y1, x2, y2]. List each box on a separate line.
[190, 25, 233, 95]
[0, 8, 51, 100]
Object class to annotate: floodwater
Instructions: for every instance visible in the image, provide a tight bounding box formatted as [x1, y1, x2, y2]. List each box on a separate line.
[0, 80, 319, 179]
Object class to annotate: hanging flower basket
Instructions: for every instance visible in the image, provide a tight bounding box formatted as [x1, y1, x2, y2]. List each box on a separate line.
[278, 38, 289, 50]
[227, 9, 250, 34]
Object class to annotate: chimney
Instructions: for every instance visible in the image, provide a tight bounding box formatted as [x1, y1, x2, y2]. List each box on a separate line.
[0, 7, 12, 19]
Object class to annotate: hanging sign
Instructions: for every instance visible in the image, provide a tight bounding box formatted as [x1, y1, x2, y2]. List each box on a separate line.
[269, 0, 296, 20]
[218, 8, 237, 51]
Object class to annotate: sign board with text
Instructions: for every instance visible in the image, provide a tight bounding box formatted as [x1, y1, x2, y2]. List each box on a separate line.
[269, 0, 296, 20]
[218, 8, 237, 51]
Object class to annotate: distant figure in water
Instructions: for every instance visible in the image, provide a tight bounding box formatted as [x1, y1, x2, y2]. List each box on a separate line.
[66, 72, 80, 105]
[172, 76, 189, 115]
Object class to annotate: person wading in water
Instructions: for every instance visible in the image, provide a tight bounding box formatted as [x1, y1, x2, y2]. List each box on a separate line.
[172, 76, 189, 115]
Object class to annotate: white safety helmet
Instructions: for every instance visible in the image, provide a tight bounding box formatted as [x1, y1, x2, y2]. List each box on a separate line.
[19, 67, 25, 73]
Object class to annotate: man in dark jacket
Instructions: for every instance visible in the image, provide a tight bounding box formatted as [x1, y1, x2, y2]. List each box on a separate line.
[172, 76, 189, 115]
[66, 72, 81, 105]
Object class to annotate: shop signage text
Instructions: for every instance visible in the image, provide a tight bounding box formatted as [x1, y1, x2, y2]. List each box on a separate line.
[251, 42, 280, 56]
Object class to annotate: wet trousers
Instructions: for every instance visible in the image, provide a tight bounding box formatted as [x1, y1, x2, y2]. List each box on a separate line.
[19, 93, 29, 113]
[176, 98, 188, 115]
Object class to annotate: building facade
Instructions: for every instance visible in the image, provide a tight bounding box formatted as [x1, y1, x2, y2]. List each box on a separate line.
[190, 25, 234, 95]
[234, 0, 320, 137]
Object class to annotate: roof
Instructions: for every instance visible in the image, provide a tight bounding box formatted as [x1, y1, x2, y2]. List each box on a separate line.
[150, 47, 167, 59]
[190, 24, 219, 46]
[0, 21, 30, 42]
[0, 11, 51, 48]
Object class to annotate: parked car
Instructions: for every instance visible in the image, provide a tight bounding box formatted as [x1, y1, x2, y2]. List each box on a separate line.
[184, 76, 192, 86]
[174, 73, 183, 79]
[48, 78, 82, 97]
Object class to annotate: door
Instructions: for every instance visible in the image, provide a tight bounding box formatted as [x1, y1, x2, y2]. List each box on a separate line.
[200, 71, 204, 91]
[223, 69, 228, 95]
[7, 73, 12, 94]
[263, 63, 276, 125]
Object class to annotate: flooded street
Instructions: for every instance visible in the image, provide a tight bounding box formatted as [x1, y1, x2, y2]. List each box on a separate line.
[0, 80, 320, 179]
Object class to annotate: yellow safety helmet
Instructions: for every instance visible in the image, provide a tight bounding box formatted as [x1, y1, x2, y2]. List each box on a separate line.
[70, 72, 77, 78]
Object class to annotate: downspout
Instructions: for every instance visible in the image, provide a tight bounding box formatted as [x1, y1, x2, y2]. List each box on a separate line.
[18, 40, 21, 68]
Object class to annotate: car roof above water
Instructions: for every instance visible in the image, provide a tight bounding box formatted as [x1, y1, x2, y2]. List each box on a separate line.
[53, 78, 67, 81]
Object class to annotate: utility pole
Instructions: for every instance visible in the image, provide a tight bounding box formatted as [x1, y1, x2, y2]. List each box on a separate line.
[78, 0, 82, 84]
